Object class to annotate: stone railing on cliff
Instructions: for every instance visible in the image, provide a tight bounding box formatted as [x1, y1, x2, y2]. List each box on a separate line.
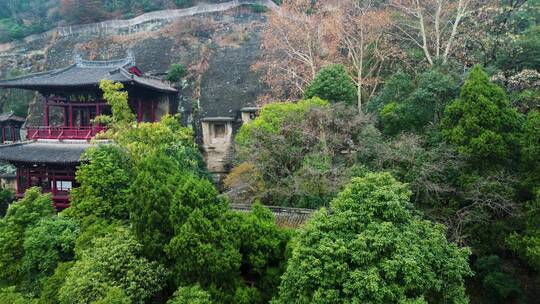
[0, 0, 277, 52]
[230, 203, 315, 228]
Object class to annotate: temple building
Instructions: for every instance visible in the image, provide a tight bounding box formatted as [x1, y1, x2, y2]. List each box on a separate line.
[0, 56, 177, 208]
[0, 113, 25, 143]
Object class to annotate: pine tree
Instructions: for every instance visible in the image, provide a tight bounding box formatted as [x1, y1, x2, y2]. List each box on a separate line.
[441, 65, 522, 167]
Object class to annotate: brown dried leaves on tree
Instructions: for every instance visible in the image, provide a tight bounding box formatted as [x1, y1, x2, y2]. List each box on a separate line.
[255, 0, 393, 109]
[254, 0, 330, 103]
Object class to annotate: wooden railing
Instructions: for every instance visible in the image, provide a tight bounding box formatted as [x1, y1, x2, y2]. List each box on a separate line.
[26, 126, 106, 140]
[16, 189, 71, 210]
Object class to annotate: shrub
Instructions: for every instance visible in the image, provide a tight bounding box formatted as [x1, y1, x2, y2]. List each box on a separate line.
[166, 63, 187, 82]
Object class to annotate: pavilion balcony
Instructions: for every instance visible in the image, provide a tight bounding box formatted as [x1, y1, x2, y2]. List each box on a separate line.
[15, 190, 70, 210]
[26, 126, 107, 141]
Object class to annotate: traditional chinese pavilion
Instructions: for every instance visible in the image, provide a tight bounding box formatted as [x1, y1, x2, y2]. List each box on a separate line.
[0, 112, 25, 143]
[0, 55, 177, 208]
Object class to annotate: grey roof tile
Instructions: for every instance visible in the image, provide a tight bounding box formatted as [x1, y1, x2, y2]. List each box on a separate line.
[0, 57, 177, 93]
[0, 140, 98, 164]
[0, 112, 25, 123]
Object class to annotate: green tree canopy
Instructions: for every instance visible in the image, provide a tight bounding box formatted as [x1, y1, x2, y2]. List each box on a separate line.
[273, 172, 471, 304]
[507, 189, 540, 272]
[441, 65, 522, 166]
[21, 216, 79, 295]
[165, 175, 241, 288]
[367, 70, 415, 114]
[58, 226, 166, 304]
[129, 151, 181, 259]
[0, 188, 54, 285]
[65, 144, 133, 224]
[379, 69, 459, 135]
[167, 285, 213, 304]
[304, 64, 357, 106]
[520, 110, 540, 193]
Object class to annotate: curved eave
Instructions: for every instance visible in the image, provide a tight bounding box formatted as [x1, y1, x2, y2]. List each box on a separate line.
[0, 141, 93, 165]
[0, 81, 177, 93]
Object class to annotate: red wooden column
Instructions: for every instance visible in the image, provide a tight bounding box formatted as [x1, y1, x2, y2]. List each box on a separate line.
[63, 106, 68, 126]
[25, 168, 30, 190]
[44, 101, 50, 126]
[1, 127, 5, 143]
[68, 104, 73, 128]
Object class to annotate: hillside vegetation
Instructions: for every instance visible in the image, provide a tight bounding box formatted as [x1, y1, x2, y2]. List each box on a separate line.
[0, 0, 275, 43]
[0, 0, 540, 303]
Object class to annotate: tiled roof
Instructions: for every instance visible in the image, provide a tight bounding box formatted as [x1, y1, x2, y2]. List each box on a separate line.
[0, 140, 102, 164]
[230, 203, 315, 228]
[0, 56, 177, 93]
[0, 112, 25, 123]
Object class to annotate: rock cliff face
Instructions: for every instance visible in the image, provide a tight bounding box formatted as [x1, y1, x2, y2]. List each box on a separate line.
[0, 1, 271, 128]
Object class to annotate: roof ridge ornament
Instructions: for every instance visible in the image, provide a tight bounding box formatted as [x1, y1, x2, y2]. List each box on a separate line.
[74, 54, 83, 66]
[126, 50, 136, 66]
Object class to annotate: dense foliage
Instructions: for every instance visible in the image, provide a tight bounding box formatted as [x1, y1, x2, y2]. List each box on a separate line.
[274, 173, 471, 303]
[0, 80, 292, 304]
[1, 0, 539, 303]
[441, 65, 522, 167]
[304, 64, 357, 106]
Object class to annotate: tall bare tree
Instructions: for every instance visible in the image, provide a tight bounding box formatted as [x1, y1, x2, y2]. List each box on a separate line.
[390, 0, 472, 65]
[255, 0, 330, 102]
[324, 0, 391, 113]
[256, 0, 393, 111]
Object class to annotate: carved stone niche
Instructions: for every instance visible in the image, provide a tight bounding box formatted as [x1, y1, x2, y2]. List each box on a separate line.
[200, 117, 235, 174]
[239, 107, 259, 125]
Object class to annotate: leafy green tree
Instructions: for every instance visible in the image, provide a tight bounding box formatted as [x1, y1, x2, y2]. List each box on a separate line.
[0, 188, 54, 285]
[441, 65, 522, 166]
[38, 262, 74, 304]
[0, 286, 36, 304]
[304, 64, 357, 106]
[116, 115, 206, 177]
[473, 255, 523, 302]
[129, 152, 180, 259]
[367, 69, 415, 114]
[165, 175, 241, 288]
[234, 98, 359, 208]
[520, 110, 540, 193]
[0, 187, 14, 217]
[273, 172, 471, 304]
[98, 80, 205, 178]
[379, 69, 459, 135]
[507, 189, 540, 272]
[97, 80, 136, 133]
[21, 216, 79, 295]
[66, 144, 133, 223]
[167, 285, 213, 304]
[93, 287, 131, 304]
[58, 227, 165, 304]
[72, 219, 122, 255]
[229, 203, 291, 303]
